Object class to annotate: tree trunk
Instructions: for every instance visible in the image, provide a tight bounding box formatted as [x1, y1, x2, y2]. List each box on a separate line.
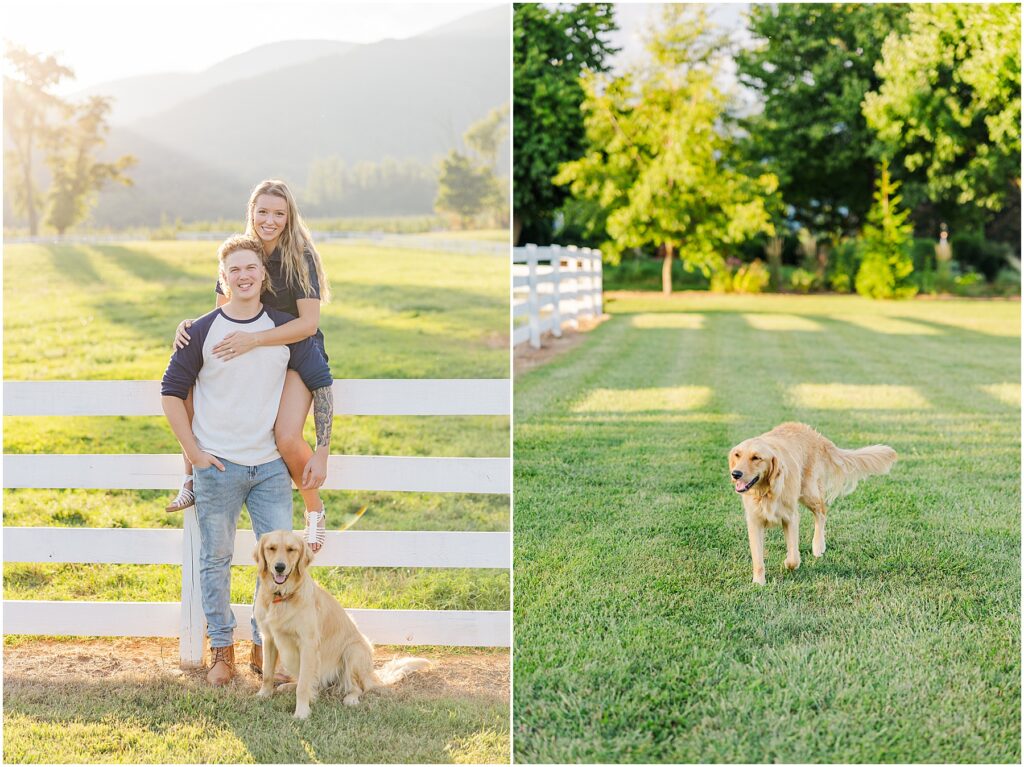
[513, 214, 523, 246]
[662, 242, 674, 294]
[22, 125, 38, 237]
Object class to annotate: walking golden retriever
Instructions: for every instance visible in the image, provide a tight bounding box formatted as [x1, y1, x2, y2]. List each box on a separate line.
[728, 422, 896, 585]
[253, 530, 430, 719]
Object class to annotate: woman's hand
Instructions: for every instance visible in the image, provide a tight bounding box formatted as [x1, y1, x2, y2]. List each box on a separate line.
[174, 319, 194, 350]
[212, 331, 259, 361]
[302, 448, 328, 489]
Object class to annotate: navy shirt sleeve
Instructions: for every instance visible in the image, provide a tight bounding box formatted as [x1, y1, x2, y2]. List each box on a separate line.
[267, 308, 332, 390]
[161, 311, 216, 398]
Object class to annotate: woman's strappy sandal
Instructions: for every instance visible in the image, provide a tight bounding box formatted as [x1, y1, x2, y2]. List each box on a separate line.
[165, 475, 195, 512]
[303, 508, 327, 552]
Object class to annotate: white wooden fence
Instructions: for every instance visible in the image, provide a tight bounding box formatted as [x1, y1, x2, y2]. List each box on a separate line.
[512, 244, 603, 349]
[3, 379, 510, 666]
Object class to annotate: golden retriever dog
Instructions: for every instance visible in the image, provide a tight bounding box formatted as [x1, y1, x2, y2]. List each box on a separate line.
[729, 422, 896, 585]
[253, 530, 430, 719]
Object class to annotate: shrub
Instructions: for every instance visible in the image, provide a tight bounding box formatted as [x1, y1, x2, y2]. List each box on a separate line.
[951, 231, 1011, 281]
[828, 239, 860, 293]
[855, 162, 917, 299]
[952, 270, 987, 297]
[993, 268, 1021, 296]
[733, 259, 771, 294]
[790, 268, 817, 293]
[709, 268, 733, 293]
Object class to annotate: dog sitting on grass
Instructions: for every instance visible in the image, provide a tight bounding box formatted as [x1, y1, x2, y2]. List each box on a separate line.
[253, 530, 431, 718]
[728, 422, 897, 585]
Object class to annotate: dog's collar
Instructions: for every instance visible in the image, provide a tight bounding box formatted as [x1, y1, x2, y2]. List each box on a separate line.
[271, 591, 294, 604]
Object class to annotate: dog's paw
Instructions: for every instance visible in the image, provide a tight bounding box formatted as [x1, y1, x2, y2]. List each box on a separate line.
[256, 686, 274, 699]
[752, 572, 766, 586]
[813, 542, 826, 558]
[343, 693, 361, 706]
[784, 557, 801, 571]
[294, 705, 311, 720]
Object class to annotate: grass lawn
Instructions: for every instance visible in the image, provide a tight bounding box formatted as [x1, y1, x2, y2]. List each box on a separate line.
[3, 239, 509, 763]
[4, 639, 507, 764]
[513, 292, 1020, 763]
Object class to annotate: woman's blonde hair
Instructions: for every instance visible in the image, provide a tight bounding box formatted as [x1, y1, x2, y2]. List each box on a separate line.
[245, 179, 331, 302]
[217, 233, 272, 298]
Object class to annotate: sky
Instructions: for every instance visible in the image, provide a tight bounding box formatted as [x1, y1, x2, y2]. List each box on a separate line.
[606, 2, 751, 74]
[2, 1, 502, 94]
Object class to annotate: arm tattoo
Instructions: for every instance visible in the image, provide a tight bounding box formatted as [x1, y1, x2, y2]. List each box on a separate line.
[312, 386, 333, 449]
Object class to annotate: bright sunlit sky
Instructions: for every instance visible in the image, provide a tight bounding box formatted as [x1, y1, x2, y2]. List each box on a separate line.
[2, 1, 502, 95]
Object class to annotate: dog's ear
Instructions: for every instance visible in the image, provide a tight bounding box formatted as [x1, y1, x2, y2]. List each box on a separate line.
[254, 536, 267, 576]
[295, 537, 313, 580]
[766, 454, 783, 490]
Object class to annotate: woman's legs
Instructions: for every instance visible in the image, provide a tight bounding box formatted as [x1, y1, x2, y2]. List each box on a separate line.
[166, 388, 196, 511]
[274, 370, 326, 550]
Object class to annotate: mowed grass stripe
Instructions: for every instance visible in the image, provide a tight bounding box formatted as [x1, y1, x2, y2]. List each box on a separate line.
[513, 294, 1019, 763]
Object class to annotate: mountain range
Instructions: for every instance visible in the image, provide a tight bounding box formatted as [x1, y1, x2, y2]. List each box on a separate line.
[78, 6, 509, 227]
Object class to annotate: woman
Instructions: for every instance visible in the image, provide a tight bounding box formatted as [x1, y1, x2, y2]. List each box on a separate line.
[167, 179, 333, 552]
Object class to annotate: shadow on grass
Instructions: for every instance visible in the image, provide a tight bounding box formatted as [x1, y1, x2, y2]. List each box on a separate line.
[40, 245, 104, 285]
[555, 310, 1019, 421]
[3, 665, 508, 763]
[94, 245, 197, 284]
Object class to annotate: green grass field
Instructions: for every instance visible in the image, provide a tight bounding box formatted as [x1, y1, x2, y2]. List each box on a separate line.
[513, 292, 1020, 763]
[3, 239, 509, 763]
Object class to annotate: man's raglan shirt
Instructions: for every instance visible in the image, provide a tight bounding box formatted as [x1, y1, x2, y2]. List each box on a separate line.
[161, 307, 332, 466]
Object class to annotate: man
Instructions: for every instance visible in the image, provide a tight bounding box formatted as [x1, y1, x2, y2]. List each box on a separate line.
[161, 233, 333, 686]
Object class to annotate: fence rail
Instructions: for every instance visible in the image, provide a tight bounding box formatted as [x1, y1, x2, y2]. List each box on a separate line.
[512, 244, 603, 348]
[3, 379, 511, 664]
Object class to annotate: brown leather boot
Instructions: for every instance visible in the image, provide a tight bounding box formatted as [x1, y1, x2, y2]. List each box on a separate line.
[250, 643, 294, 683]
[207, 644, 235, 686]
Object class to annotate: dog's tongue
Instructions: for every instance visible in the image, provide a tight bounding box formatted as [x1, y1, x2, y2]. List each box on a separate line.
[273, 573, 287, 585]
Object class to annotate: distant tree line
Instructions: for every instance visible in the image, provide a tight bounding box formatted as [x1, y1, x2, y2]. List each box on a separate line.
[301, 156, 438, 217]
[514, 3, 1021, 298]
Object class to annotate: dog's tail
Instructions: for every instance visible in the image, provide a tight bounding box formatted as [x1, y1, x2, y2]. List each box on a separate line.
[373, 657, 432, 687]
[825, 444, 897, 502]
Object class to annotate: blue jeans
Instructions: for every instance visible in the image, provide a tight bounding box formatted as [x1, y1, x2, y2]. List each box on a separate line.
[193, 457, 293, 647]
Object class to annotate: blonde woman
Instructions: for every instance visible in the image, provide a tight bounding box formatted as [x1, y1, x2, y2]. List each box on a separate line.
[168, 180, 333, 552]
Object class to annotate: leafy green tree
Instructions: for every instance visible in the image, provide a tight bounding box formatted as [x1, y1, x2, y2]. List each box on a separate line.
[557, 5, 778, 293]
[736, 4, 909, 238]
[512, 2, 617, 244]
[435, 150, 499, 228]
[45, 96, 135, 235]
[3, 45, 73, 236]
[862, 4, 1021, 236]
[856, 160, 917, 299]
[465, 103, 509, 169]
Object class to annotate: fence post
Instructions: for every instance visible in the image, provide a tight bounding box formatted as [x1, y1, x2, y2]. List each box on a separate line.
[563, 245, 579, 330]
[179, 507, 205, 668]
[527, 244, 541, 349]
[579, 248, 593, 320]
[595, 249, 604, 316]
[551, 248, 563, 338]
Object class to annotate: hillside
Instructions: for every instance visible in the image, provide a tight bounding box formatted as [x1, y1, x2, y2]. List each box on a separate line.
[84, 6, 509, 226]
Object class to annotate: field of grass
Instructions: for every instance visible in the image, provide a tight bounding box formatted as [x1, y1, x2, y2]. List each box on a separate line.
[513, 292, 1020, 763]
[3, 239, 509, 763]
[4, 641, 507, 764]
